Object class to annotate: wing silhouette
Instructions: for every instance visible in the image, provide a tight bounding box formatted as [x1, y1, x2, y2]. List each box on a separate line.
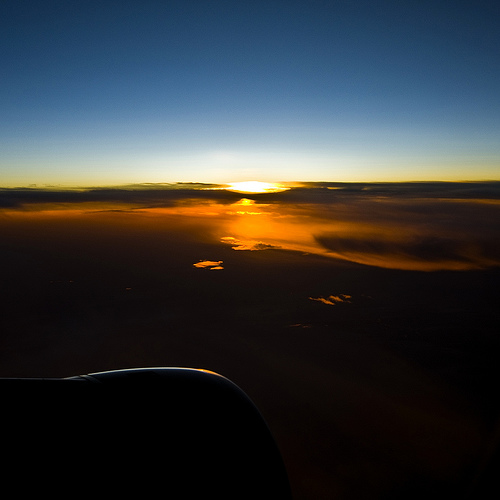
[1, 367, 291, 499]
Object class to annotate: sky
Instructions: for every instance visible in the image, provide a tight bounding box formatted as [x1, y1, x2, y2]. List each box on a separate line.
[1, 0, 499, 187]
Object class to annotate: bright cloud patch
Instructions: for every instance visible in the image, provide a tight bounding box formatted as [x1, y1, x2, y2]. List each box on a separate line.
[221, 236, 281, 251]
[193, 260, 224, 270]
[225, 181, 289, 194]
[309, 294, 352, 306]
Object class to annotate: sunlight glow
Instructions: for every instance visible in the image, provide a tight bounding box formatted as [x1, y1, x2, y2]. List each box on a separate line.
[5, 185, 499, 272]
[225, 181, 289, 194]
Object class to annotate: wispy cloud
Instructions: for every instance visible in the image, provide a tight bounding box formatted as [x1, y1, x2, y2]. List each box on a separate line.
[314, 234, 500, 271]
[221, 236, 281, 251]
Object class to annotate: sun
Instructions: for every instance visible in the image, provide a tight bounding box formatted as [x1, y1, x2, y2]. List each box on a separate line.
[225, 181, 289, 194]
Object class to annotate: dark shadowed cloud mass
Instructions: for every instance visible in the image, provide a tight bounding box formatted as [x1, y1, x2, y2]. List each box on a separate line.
[2, 181, 500, 500]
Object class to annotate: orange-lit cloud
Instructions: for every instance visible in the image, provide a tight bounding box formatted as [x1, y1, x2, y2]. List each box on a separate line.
[2, 182, 500, 272]
[309, 294, 352, 306]
[193, 260, 224, 270]
[220, 236, 281, 251]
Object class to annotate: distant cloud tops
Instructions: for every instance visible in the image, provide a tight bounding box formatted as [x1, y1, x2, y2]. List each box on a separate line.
[2, 181, 500, 272]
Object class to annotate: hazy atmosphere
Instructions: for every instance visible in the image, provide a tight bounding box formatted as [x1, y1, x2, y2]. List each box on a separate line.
[1, 2, 500, 499]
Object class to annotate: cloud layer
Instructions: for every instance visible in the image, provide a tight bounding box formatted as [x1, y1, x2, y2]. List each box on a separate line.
[2, 182, 499, 271]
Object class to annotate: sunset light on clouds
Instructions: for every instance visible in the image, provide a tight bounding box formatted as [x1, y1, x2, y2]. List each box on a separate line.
[225, 181, 290, 194]
[2, 182, 499, 272]
[2, 2, 500, 499]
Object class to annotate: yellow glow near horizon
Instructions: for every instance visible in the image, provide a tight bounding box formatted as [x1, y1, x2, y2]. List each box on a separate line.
[3, 185, 499, 272]
[225, 181, 289, 194]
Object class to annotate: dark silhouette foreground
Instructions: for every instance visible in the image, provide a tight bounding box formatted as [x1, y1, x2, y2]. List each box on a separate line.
[1, 368, 291, 498]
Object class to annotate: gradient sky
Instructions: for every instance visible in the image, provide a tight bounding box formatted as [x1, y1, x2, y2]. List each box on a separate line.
[1, 0, 499, 187]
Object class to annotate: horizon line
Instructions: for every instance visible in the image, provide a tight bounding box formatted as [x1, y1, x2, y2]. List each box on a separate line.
[2, 179, 500, 191]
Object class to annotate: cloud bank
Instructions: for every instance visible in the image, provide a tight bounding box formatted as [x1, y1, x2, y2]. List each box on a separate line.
[2, 182, 499, 271]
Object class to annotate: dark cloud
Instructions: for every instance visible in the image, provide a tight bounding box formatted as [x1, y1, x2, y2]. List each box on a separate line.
[0, 183, 243, 210]
[316, 235, 468, 262]
[309, 181, 500, 200]
[2, 181, 500, 210]
[315, 234, 500, 270]
[256, 181, 500, 205]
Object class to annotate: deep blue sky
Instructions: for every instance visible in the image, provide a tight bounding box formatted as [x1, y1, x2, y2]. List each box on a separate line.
[1, 0, 499, 186]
